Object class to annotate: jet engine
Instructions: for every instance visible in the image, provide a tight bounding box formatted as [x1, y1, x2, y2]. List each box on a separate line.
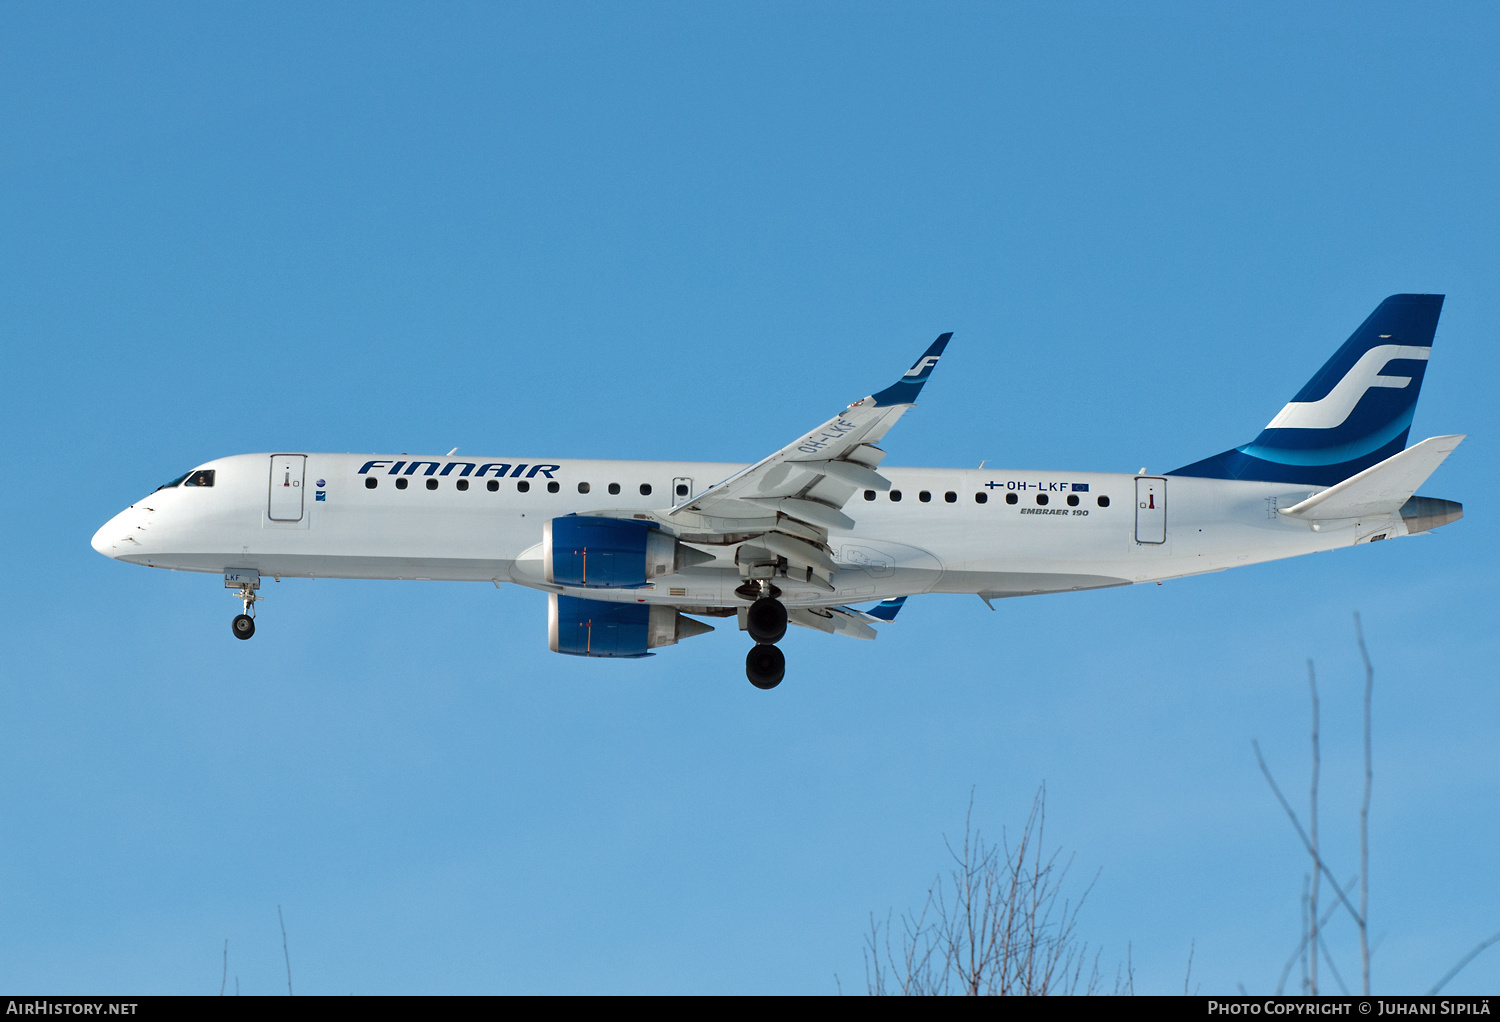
[543, 516, 712, 588]
[548, 594, 714, 658]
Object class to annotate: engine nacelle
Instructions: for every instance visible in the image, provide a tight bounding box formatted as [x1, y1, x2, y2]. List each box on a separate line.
[543, 516, 710, 588]
[548, 594, 714, 658]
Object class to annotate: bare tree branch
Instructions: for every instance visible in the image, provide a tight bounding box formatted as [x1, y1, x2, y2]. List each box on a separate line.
[1355, 612, 1373, 997]
[1308, 660, 1321, 995]
[1320, 933, 1351, 996]
[1277, 876, 1357, 995]
[1429, 932, 1500, 996]
[1252, 739, 1363, 927]
[864, 786, 1102, 995]
[278, 904, 293, 996]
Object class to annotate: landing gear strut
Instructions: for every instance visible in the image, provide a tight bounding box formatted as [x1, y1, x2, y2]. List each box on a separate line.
[225, 569, 261, 641]
[741, 581, 788, 689]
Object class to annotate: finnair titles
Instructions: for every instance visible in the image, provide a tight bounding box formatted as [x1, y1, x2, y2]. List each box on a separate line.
[93, 295, 1464, 689]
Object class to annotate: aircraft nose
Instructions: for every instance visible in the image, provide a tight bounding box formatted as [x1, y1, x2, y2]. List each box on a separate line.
[91, 512, 126, 558]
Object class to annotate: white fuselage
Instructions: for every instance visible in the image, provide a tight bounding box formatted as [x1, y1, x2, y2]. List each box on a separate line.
[91, 452, 1409, 608]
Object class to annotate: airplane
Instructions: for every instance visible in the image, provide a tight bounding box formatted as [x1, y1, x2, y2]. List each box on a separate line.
[91, 294, 1464, 689]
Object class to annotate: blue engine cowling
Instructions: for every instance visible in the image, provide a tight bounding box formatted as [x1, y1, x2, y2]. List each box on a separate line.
[543, 515, 679, 589]
[548, 594, 714, 658]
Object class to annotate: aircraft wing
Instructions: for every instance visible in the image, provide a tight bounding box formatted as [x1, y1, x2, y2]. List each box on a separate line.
[668, 334, 952, 537]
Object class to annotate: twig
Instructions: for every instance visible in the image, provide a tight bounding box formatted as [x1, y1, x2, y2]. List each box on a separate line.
[1300, 876, 1311, 994]
[1252, 740, 1363, 926]
[220, 939, 227, 997]
[1355, 612, 1373, 996]
[1277, 877, 1357, 995]
[278, 904, 294, 996]
[1429, 931, 1500, 995]
[1184, 938, 1195, 996]
[1319, 934, 1351, 995]
[1308, 660, 1321, 995]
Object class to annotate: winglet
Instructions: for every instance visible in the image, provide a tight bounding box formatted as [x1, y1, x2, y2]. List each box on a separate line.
[871, 334, 952, 407]
[866, 595, 908, 621]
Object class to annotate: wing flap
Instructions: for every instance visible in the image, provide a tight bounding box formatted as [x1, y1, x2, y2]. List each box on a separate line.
[787, 606, 878, 641]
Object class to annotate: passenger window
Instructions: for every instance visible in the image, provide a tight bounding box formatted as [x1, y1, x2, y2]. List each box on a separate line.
[608, 483, 620, 495]
[457, 479, 469, 491]
[184, 470, 215, 487]
[640, 483, 652, 496]
[396, 478, 409, 490]
[675, 483, 689, 497]
[426, 478, 439, 490]
[1066, 494, 1079, 506]
[864, 490, 876, 501]
[578, 482, 591, 494]
[365, 477, 378, 489]
[944, 491, 956, 503]
[919, 491, 931, 503]
[1097, 495, 1110, 508]
[1036, 493, 1048, 505]
[975, 492, 988, 504]
[890, 490, 902, 502]
[548, 481, 560, 493]
[1005, 492, 1018, 505]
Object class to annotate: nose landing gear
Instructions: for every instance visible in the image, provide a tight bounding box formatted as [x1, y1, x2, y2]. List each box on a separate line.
[225, 569, 261, 641]
[741, 583, 788, 689]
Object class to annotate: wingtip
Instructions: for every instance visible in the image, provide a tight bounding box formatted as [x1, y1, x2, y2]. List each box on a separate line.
[870, 333, 953, 407]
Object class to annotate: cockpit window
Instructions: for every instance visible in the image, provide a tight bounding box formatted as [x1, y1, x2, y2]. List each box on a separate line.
[184, 469, 215, 487]
[155, 472, 191, 492]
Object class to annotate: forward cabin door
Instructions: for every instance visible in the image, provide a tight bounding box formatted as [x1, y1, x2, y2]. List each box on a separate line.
[269, 455, 307, 521]
[1135, 476, 1166, 544]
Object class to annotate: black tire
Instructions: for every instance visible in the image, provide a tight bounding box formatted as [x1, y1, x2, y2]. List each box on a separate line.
[232, 614, 256, 640]
[746, 644, 785, 689]
[746, 598, 788, 644]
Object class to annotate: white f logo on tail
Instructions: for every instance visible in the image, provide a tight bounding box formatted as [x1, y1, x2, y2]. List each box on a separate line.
[1266, 344, 1430, 431]
[904, 355, 941, 378]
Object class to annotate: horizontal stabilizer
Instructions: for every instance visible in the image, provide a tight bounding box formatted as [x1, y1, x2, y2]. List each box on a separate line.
[1279, 435, 1464, 521]
[865, 595, 907, 621]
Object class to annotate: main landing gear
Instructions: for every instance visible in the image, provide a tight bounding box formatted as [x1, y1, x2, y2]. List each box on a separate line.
[740, 582, 788, 689]
[225, 569, 261, 641]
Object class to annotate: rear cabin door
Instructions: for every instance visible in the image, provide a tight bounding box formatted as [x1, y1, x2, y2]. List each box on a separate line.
[269, 455, 307, 521]
[1135, 476, 1166, 544]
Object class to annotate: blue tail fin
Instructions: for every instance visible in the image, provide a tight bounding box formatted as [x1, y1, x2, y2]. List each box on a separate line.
[865, 595, 907, 621]
[1171, 294, 1444, 485]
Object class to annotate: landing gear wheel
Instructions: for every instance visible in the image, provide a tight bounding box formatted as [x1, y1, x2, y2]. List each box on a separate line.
[232, 614, 256, 640]
[746, 598, 788, 644]
[746, 644, 785, 689]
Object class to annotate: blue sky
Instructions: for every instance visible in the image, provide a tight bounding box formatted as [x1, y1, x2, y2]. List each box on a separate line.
[1, 2, 1496, 994]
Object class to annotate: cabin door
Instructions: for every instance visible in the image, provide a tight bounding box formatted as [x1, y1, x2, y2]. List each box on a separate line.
[1135, 476, 1166, 544]
[269, 455, 307, 522]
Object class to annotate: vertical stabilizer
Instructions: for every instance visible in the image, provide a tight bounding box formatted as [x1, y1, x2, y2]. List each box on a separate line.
[1171, 294, 1444, 485]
